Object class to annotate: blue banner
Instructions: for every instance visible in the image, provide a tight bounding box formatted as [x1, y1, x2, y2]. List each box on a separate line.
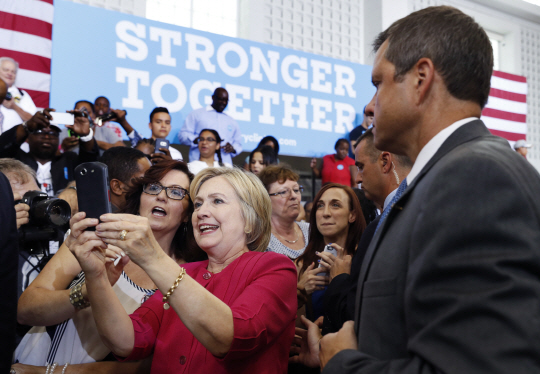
[51, 0, 374, 157]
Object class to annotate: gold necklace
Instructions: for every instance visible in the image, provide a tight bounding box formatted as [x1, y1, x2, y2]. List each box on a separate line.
[274, 225, 300, 244]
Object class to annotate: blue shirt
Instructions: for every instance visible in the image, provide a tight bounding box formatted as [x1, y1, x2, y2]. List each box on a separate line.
[178, 106, 242, 165]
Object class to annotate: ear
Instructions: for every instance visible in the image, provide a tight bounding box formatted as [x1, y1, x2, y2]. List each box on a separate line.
[109, 179, 125, 196]
[414, 57, 435, 105]
[148, 122, 152, 131]
[380, 152, 392, 174]
[348, 211, 356, 223]
[215, 142, 221, 151]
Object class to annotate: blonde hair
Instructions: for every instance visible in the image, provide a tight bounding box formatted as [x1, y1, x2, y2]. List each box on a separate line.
[0, 158, 36, 184]
[191, 167, 272, 252]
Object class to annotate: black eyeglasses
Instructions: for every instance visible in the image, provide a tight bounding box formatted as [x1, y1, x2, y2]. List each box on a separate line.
[197, 136, 217, 143]
[269, 186, 304, 198]
[31, 129, 59, 137]
[143, 182, 189, 200]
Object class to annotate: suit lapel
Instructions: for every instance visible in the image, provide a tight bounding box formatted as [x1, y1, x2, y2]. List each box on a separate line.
[354, 120, 493, 331]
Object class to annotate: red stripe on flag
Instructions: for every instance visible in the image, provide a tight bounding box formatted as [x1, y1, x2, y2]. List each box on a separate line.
[492, 70, 527, 83]
[0, 12, 52, 39]
[37, 0, 54, 4]
[489, 129, 527, 141]
[19, 89, 49, 109]
[489, 88, 527, 103]
[0, 49, 51, 74]
[482, 108, 526, 123]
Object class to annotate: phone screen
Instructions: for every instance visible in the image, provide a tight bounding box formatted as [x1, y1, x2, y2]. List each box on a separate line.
[50, 112, 75, 126]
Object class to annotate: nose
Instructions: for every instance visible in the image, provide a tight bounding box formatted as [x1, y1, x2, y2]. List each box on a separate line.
[156, 188, 167, 202]
[195, 201, 210, 220]
[355, 171, 363, 185]
[365, 95, 375, 120]
[322, 204, 331, 217]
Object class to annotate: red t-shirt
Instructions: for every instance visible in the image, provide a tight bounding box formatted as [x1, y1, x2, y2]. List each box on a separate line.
[321, 154, 355, 186]
[120, 251, 297, 374]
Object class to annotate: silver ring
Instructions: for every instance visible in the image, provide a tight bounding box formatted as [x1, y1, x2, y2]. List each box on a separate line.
[11, 368, 16, 374]
[120, 229, 128, 241]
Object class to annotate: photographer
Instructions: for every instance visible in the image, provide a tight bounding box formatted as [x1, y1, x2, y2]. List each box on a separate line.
[0, 107, 99, 195]
[59, 100, 124, 156]
[0, 159, 69, 298]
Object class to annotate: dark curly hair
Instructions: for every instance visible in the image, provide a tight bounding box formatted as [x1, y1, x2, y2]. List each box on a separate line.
[121, 159, 206, 263]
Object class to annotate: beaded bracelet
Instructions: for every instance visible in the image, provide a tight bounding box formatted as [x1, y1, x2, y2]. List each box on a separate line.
[163, 267, 186, 310]
[61, 363, 69, 374]
[69, 283, 90, 310]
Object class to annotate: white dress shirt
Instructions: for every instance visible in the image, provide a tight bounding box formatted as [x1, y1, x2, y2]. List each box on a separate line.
[406, 117, 478, 185]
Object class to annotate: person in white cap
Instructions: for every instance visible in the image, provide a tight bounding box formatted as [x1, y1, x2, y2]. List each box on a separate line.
[514, 139, 532, 158]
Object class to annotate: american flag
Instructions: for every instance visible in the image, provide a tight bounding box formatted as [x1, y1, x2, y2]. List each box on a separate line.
[0, 0, 53, 109]
[482, 70, 528, 147]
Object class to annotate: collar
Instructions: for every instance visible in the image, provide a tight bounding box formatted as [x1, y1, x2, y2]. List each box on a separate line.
[383, 187, 397, 211]
[205, 105, 228, 117]
[406, 117, 478, 184]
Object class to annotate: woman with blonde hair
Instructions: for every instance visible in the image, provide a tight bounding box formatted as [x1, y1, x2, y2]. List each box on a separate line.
[68, 167, 297, 373]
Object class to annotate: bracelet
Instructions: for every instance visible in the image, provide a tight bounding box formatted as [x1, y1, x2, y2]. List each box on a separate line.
[79, 127, 93, 142]
[162, 267, 186, 310]
[61, 363, 69, 374]
[69, 282, 90, 310]
[67, 186, 77, 191]
[46, 362, 58, 374]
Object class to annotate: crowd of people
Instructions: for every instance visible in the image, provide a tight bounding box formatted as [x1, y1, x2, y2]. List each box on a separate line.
[1, 5, 540, 374]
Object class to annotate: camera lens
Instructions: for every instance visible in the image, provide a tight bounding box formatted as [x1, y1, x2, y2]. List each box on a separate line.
[32, 198, 71, 227]
[81, 168, 87, 175]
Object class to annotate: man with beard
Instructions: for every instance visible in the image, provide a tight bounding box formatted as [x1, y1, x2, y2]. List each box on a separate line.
[179, 87, 242, 164]
[0, 108, 99, 195]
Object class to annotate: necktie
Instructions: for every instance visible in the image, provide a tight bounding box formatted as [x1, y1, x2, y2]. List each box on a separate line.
[375, 179, 408, 234]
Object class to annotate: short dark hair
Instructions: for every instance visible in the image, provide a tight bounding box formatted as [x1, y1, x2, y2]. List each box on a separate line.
[257, 136, 280, 156]
[122, 160, 206, 263]
[258, 164, 299, 192]
[149, 107, 169, 122]
[373, 6, 493, 108]
[249, 145, 278, 168]
[100, 147, 147, 184]
[334, 138, 350, 151]
[74, 100, 95, 114]
[94, 96, 110, 105]
[358, 128, 413, 169]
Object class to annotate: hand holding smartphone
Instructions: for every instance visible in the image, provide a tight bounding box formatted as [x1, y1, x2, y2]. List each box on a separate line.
[74, 162, 112, 231]
[317, 244, 338, 276]
[50, 112, 75, 126]
[154, 138, 170, 155]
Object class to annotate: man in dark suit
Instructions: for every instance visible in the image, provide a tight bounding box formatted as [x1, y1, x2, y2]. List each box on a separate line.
[296, 6, 540, 373]
[321, 128, 411, 335]
[0, 108, 99, 195]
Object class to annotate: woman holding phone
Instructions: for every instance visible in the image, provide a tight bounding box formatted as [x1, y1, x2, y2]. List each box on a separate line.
[13, 160, 204, 372]
[295, 183, 365, 319]
[68, 168, 297, 373]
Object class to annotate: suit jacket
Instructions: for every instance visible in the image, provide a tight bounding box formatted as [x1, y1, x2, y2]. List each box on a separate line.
[0, 172, 19, 372]
[322, 216, 380, 335]
[324, 120, 540, 373]
[0, 125, 99, 194]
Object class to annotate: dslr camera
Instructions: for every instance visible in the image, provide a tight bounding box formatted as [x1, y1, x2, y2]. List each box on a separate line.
[16, 191, 71, 255]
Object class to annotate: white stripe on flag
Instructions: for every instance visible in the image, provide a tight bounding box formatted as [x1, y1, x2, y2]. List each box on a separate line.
[485, 96, 527, 115]
[0, 0, 54, 24]
[0, 29, 52, 58]
[16, 69, 50, 92]
[482, 116, 527, 135]
[491, 76, 528, 95]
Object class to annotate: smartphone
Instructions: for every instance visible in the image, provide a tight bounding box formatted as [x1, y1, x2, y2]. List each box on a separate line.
[154, 138, 170, 155]
[74, 162, 112, 231]
[317, 244, 338, 276]
[50, 112, 75, 126]
[67, 129, 80, 138]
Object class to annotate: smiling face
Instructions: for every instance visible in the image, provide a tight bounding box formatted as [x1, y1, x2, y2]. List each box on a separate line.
[192, 176, 247, 256]
[139, 169, 190, 235]
[198, 130, 220, 159]
[149, 112, 171, 139]
[268, 179, 302, 221]
[0, 60, 17, 87]
[315, 187, 355, 241]
[250, 152, 265, 175]
[367, 40, 417, 154]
